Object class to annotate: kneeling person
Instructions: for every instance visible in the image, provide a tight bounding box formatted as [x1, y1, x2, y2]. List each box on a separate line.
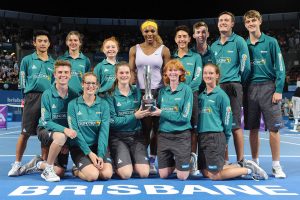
[197, 63, 268, 181]
[23, 60, 78, 182]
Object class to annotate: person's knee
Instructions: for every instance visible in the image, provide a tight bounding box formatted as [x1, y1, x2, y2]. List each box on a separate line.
[159, 170, 170, 179]
[100, 169, 113, 180]
[136, 169, 149, 178]
[177, 171, 189, 180]
[117, 171, 132, 180]
[84, 172, 99, 182]
[52, 132, 67, 146]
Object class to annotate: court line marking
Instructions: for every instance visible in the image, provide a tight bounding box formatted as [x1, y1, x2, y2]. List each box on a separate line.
[243, 135, 300, 146]
[0, 131, 20, 136]
[5, 126, 21, 130]
[280, 135, 300, 139]
[259, 137, 300, 146]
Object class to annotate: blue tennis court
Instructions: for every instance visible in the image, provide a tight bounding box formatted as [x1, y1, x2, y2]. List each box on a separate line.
[1, 119, 299, 200]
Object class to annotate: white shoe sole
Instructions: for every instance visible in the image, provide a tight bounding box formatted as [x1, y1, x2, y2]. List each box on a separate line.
[41, 174, 60, 182]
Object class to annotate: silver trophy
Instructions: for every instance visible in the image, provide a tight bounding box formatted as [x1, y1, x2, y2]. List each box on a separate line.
[142, 65, 156, 111]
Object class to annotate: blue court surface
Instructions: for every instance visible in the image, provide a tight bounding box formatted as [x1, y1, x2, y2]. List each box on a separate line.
[1, 119, 300, 200]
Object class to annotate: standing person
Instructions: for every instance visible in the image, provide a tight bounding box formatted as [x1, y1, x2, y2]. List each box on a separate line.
[197, 63, 268, 181]
[129, 19, 171, 174]
[150, 59, 193, 180]
[173, 25, 202, 175]
[192, 21, 215, 67]
[211, 11, 251, 165]
[23, 60, 78, 182]
[93, 36, 119, 94]
[243, 10, 286, 178]
[106, 61, 150, 179]
[58, 31, 91, 95]
[68, 72, 113, 181]
[8, 30, 54, 177]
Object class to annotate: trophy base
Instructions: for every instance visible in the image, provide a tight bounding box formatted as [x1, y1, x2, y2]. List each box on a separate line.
[142, 99, 156, 112]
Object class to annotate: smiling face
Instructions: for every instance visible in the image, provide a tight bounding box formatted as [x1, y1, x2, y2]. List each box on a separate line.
[175, 30, 191, 49]
[102, 40, 119, 59]
[166, 67, 181, 83]
[244, 16, 262, 34]
[116, 65, 131, 86]
[218, 14, 234, 34]
[82, 74, 98, 96]
[193, 25, 209, 45]
[54, 65, 71, 86]
[142, 25, 158, 44]
[203, 64, 220, 87]
[66, 33, 82, 52]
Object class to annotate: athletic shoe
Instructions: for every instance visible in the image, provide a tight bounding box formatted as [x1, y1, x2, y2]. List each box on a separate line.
[20, 155, 43, 174]
[272, 165, 286, 179]
[244, 160, 268, 180]
[149, 163, 158, 175]
[8, 162, 22, 177]
[190, 152, 200, 175]
[41, 166, 60, 182]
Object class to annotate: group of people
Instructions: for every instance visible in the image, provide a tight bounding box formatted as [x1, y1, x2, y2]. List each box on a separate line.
[7, 9, 286, 182]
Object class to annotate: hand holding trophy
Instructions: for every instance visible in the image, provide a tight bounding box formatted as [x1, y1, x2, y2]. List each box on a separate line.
[142, 65, 156, 111]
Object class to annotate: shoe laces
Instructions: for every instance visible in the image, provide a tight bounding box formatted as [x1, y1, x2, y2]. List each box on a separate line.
[44, 167, 56, 176]
[273, 165, 285, 174]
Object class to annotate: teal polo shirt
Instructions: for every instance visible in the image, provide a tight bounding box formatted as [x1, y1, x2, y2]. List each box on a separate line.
[19, 52, 54, 94]
[247, 32, 286, 93]
[38, 84, 78, 132]
[93, 59, 116, 93]
[106, 85, 142, 132]
[192, 45, 215, 66]
[211, 32, 251, 84]
[197, 86, 232, 143]
[68, 96, 109, 158]
[173, 49, 203, 92]
[158, 82, 193, 132]
[58, 51, 91, 94]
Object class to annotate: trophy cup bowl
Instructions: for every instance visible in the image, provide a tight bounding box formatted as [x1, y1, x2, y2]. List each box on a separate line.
[142, 65, 156, 111]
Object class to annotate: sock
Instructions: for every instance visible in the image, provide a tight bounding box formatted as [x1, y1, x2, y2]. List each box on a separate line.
[46, 163, 54, 169]
[36, 161, 44, 169]
[252, 158, 260, 165]
[272, 161, 280, 167]
[247, 169, 252, 174]
[15, 161, 21, 165]
[238, 158, 245, 167]
[149, 155, 156, 165]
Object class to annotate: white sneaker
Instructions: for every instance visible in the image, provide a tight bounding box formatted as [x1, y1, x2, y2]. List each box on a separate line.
[20, 155, 43, 174]
[149, 164, 158, 175]
[244, 160, 268, 180]
[8, 162, 22, 177]
[190, 152, 200, 175]
[41, 167, 60, 182]
[272, 165, 286, 179]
